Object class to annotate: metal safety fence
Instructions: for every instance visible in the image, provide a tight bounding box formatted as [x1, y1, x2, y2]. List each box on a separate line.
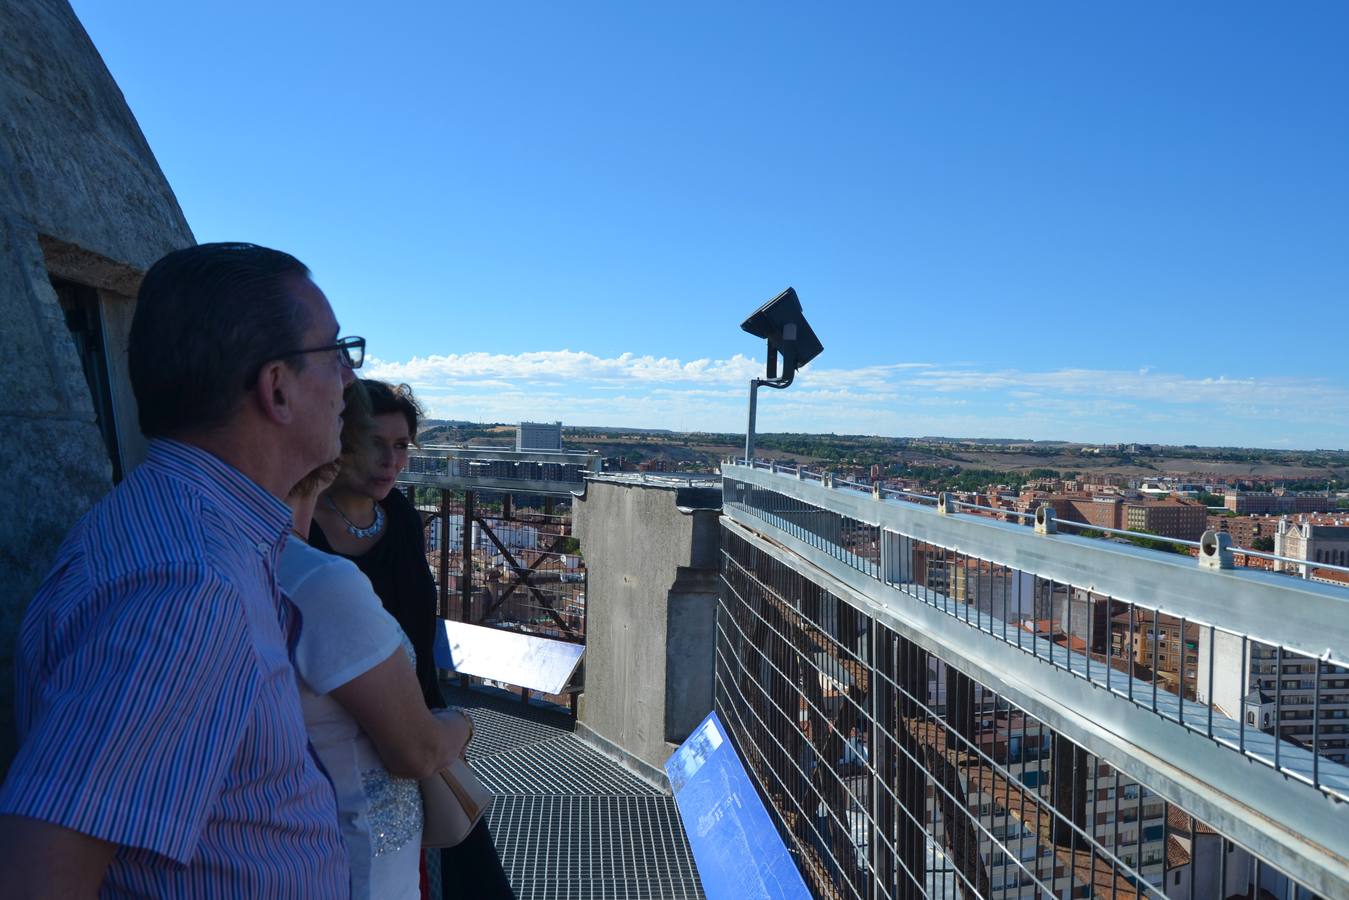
[396, 444, 596, 644]
[715, 462, 1348, 899]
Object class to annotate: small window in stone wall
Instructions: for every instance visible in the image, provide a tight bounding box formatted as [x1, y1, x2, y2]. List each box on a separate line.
[52, 277, 122, 481]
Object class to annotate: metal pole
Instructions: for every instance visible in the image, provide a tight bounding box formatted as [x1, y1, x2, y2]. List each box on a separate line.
[438, 488, 450, 618]
[745, 378, 760, 463]
[461, 490, 474, 623]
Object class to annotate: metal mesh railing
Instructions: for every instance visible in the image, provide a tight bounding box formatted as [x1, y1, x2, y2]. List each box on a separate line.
[716, 528, 1322, 899]
[396, 446, 598, 646]
[723, 473, 1349, 800]
[398, 484, 586, 643]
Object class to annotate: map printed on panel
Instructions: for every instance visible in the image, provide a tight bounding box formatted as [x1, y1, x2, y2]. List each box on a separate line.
[665, 712, 811, 900]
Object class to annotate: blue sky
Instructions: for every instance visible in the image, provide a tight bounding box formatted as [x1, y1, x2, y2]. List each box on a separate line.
[72, 2, 1348, 448]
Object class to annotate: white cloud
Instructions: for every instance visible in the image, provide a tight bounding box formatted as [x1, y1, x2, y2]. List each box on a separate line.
[898, 367, 1349, 425]
[365, 350, 1349, 448]
[367, 350, 764, 387]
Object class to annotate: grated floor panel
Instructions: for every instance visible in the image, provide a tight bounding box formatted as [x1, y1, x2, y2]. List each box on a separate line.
[473, 735, 664, 797]
[454, 690, 575, 757]
[488, 796, 704, 900]
[444, 685, 705, 899]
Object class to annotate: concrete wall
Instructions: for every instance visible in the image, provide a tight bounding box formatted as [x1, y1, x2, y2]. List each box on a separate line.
[0, 1, 194, 768]
[573, 477, 721, 781]
[1196, 627, 1248, 717]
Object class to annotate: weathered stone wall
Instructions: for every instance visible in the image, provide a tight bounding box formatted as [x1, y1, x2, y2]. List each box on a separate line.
[0, 1, 193, 769]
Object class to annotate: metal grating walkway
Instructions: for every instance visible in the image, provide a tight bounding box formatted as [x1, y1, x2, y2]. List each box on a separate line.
[448, 685, 706, 900]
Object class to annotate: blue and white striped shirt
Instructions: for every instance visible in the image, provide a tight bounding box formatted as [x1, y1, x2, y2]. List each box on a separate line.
[0, 440, 349, 897]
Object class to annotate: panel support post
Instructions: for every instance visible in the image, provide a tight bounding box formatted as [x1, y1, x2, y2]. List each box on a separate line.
[438, 488, 451, 618]
[461, 490, 475, 623]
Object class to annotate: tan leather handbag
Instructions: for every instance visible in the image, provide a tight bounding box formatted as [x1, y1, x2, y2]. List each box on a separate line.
[420, 709, 493, 849]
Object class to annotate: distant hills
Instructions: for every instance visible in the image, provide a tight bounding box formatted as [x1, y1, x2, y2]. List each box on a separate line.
[416, 420, 1348, 485]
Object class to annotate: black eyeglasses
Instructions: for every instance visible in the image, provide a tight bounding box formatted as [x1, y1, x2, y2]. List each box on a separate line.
[245, 336, 366, 389]
[277, 335, 366, 369]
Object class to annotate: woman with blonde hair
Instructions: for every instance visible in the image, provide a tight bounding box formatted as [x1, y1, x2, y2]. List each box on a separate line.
[280, 382, 471, 899]
[311, 379, 514, 899]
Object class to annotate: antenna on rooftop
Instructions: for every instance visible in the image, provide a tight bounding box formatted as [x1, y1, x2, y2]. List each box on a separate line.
[740, 287, 823, 463]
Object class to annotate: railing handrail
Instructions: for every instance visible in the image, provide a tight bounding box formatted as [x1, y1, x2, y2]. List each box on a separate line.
[729, 458, 1349, 576]
[722, 462, 1349, 671]
[413, 444, 601, 467]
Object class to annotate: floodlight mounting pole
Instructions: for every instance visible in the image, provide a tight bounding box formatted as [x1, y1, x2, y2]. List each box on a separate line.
[744, 372, 794, 464]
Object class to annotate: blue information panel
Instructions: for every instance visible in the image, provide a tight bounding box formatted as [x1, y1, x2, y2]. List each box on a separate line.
[665, 712, 812, 900]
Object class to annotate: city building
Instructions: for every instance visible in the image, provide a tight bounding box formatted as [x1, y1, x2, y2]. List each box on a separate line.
[516, 420, 563, 451]
[1016, 493, 1209, 542]
[961, 704, 1170, 895]
[1312, 568, 1349, 589]
[1274, 517, 1349, 575]
[1206, 513, 1276, 548]
[1197, 632, 1349, 766]
[1080, 473, 1132, 489]
[1016, 492, 1124, 531]
[1110, 612, 1201, 699]
[948, 560, 1035, 623]
[1124, 499, 1208, 542]
[1159, 808, 1256, 900]
[1083, 495, 1125, 530]
[1225, 491, 1339, 515]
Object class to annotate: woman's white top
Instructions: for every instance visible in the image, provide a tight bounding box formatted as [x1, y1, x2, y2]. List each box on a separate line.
[279, 538, 423, 900]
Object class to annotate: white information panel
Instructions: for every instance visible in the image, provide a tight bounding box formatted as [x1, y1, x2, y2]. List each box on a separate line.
[435, 620, 584, 695]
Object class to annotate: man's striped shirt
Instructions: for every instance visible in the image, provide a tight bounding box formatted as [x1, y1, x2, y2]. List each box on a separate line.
[0, 439, 348, 897]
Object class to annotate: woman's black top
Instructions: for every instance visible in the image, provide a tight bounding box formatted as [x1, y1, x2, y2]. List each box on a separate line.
[310, 487, 446, 709]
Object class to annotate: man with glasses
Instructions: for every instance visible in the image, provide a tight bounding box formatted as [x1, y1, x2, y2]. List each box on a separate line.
[0, 243, 361, 898]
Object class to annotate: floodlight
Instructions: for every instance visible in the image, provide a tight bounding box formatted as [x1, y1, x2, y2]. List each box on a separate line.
[740, 287, 823, 385]
[740, 287, 823, 462]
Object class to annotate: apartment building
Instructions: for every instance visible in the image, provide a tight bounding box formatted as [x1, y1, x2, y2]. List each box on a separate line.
[1225, 491, 1339, 515]
[1110, 612, 1201, 699]
[1197, 633, 1349, 765]
[1016, 493, 1124, 531]
[1124, 499, 1208, 542]
[1206, 514, 1276, 548]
